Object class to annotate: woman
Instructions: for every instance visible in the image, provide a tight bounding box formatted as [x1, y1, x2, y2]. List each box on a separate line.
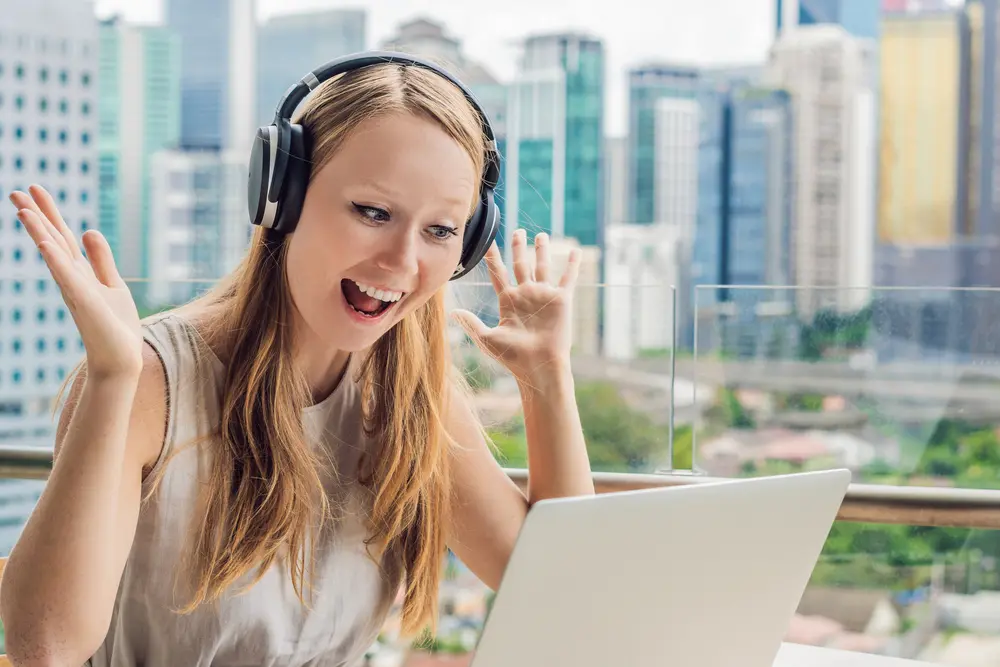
[0, 55, 594, 666]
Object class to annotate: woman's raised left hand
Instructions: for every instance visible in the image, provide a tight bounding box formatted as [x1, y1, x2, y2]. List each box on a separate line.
[452, 229, 580, 386]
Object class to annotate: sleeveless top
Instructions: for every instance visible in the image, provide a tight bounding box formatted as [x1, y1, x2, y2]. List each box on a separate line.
[86, 312, 403, 667]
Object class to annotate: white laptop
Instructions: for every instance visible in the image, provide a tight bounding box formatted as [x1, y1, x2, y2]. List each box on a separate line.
[470, 468, 851, 667]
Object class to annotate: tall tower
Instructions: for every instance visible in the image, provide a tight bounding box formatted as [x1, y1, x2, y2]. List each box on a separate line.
[0, 0, 99, 450]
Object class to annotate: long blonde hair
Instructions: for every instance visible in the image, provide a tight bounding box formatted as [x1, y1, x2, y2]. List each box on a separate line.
[176, 63, 487, 634]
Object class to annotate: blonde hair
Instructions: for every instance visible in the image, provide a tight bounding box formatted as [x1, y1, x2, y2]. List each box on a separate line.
[173, 64, 486, 634]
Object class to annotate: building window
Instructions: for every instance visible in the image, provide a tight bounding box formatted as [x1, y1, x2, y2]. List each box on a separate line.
[57, 367, 66, 381]
[59, 98, 68, 114]
[14, 95, 23, 111]
[15, 63, 24, 79]
[39, 67, 48, 83]
[36, 368, 45, 383]
[13, 156, 23, 171]
[13, 280, 22, 294]
[38, 158, 47, 172]
[81, 72, 91, 86]
[12, 339, 21, 354]
[36, 338, 45, 352]
[59, 69, 68, 85]
[39, 127, 48, 142]
[81, 131, 90, 145]
[12, 370, 22, 385]
[58, 129, 67, 144]
[36, 308, 46, 323]
[80, 190, 88, 204]
[39, 97, 48, 112]
[56, 337, 66, 351]
[58, 159, 67, 174]
[12, 308, 22, 323]
[14, 126, 22, 140]
[58, 189, 66, 203]
[80, 219, 89, 232]
[36, 279, 46, 294]
[81, 101, 91, 115]
[57, 307, 67, 322]
[13, 248, 22, 263]
[80, 161, 90, 174]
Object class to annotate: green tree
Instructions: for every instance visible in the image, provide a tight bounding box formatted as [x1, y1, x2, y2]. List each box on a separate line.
[574, 381, 666, 472]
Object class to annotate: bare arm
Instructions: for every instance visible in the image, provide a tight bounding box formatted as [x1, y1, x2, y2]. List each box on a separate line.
[0, 348, 165, 666]
[2, 186, 164, 666]
[446, 366, 594, 590]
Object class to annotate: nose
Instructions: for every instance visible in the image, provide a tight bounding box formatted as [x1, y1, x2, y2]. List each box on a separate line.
[373, 225, 420, 278]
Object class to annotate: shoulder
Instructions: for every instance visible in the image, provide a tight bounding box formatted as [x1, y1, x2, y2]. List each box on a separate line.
[55, 342, 167, 473]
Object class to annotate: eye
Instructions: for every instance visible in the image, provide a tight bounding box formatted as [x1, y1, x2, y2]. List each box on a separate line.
[428, 225, 459, 241]
[353, 203, 390, 223]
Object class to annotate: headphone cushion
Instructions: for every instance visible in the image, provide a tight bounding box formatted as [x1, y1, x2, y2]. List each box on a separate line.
[273, 123, 312, 233]
[454, 189, 500, 279]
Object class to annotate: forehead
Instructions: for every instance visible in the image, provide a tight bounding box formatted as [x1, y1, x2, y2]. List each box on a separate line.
[317, 112, 478, 211]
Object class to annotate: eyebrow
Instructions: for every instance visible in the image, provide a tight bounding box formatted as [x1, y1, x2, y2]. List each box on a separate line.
[358, 180, 475, 212]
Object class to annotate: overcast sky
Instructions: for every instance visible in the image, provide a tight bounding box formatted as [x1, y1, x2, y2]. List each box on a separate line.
[93, 0, 779, 134]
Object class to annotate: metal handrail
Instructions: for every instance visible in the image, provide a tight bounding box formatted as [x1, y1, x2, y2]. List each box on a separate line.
[2, 445, 1000, 529]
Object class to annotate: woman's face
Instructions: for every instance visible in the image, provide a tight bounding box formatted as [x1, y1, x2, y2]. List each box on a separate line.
[285, 112, 478, 352]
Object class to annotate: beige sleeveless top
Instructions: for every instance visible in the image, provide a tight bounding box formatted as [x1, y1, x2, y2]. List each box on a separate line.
[87, 312, 402, 667]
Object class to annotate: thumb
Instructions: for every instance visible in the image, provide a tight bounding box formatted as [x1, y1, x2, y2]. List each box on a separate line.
[451, 308, 491, 343]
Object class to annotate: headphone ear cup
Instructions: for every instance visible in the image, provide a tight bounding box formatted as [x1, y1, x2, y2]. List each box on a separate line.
[272, 123, 312, 234]
[452, 188, 500, 280]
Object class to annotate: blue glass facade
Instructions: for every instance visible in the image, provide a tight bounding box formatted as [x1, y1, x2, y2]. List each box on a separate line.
[693, 85, 793, 304]
[627, 65, 700, 225]
[166, 0, 229, 150]
[511, 35, 604, 249]
[257, 11, 366, 126]
[776, 0, 880, 39]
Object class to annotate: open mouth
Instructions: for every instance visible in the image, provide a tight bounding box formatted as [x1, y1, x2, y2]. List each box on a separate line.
[341, 279, 404, 319]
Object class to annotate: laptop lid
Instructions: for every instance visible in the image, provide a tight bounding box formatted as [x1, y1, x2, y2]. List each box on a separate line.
[470, 469, 851, 667]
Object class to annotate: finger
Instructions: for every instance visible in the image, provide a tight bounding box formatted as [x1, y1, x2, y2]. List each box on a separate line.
[558, 247, 582, 289]
[483, 243, 510, 295]
[451, 309, 491, 343]
[10, 191, 70, 256]
[534, 233, 551, 284]
[82, 230, 126, 288]
[14, 207, 59, 250]
[511, 228, 533, 284]
[37, 240, 90, 310]
[29, 184, 82, 258]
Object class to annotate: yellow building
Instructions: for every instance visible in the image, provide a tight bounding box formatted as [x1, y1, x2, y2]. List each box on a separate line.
[878, 12, 963, 244]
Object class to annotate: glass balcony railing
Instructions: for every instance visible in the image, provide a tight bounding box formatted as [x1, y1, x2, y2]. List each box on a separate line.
[3, 280, 1000, 664]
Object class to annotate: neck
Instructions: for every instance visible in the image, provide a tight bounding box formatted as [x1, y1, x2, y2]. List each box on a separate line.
[292, 318, 352, 406]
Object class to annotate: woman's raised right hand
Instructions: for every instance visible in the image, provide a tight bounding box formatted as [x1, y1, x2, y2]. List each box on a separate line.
[10, 185, 143, 380]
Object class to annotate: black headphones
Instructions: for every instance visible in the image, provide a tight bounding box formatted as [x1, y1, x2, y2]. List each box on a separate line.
[247, 51, 501, 280]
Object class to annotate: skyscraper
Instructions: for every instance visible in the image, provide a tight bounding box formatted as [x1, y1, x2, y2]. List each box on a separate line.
[505, 33, 605, 249]
[0, 0, 99, 447]
[257, 9, 366, 126]
[693, 85, 794, 299]
[626, 64, 700, 225]
[98, 17, 181, 304]
[767, 26, 877, 317]
[166, 0, 256, 152]
[879, 10, 963, 246]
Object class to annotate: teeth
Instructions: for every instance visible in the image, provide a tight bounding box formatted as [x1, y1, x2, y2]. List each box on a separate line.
[352, 280, 403, 303]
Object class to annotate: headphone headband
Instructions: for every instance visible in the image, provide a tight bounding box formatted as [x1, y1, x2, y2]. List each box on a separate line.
[272, 51, 499, 188]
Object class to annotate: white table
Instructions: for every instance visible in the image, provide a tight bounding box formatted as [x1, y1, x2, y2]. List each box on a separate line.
[775, 643, 938, 666]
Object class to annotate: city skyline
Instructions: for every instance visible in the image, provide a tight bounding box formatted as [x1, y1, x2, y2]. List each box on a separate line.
[94, 0, 782, 135]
